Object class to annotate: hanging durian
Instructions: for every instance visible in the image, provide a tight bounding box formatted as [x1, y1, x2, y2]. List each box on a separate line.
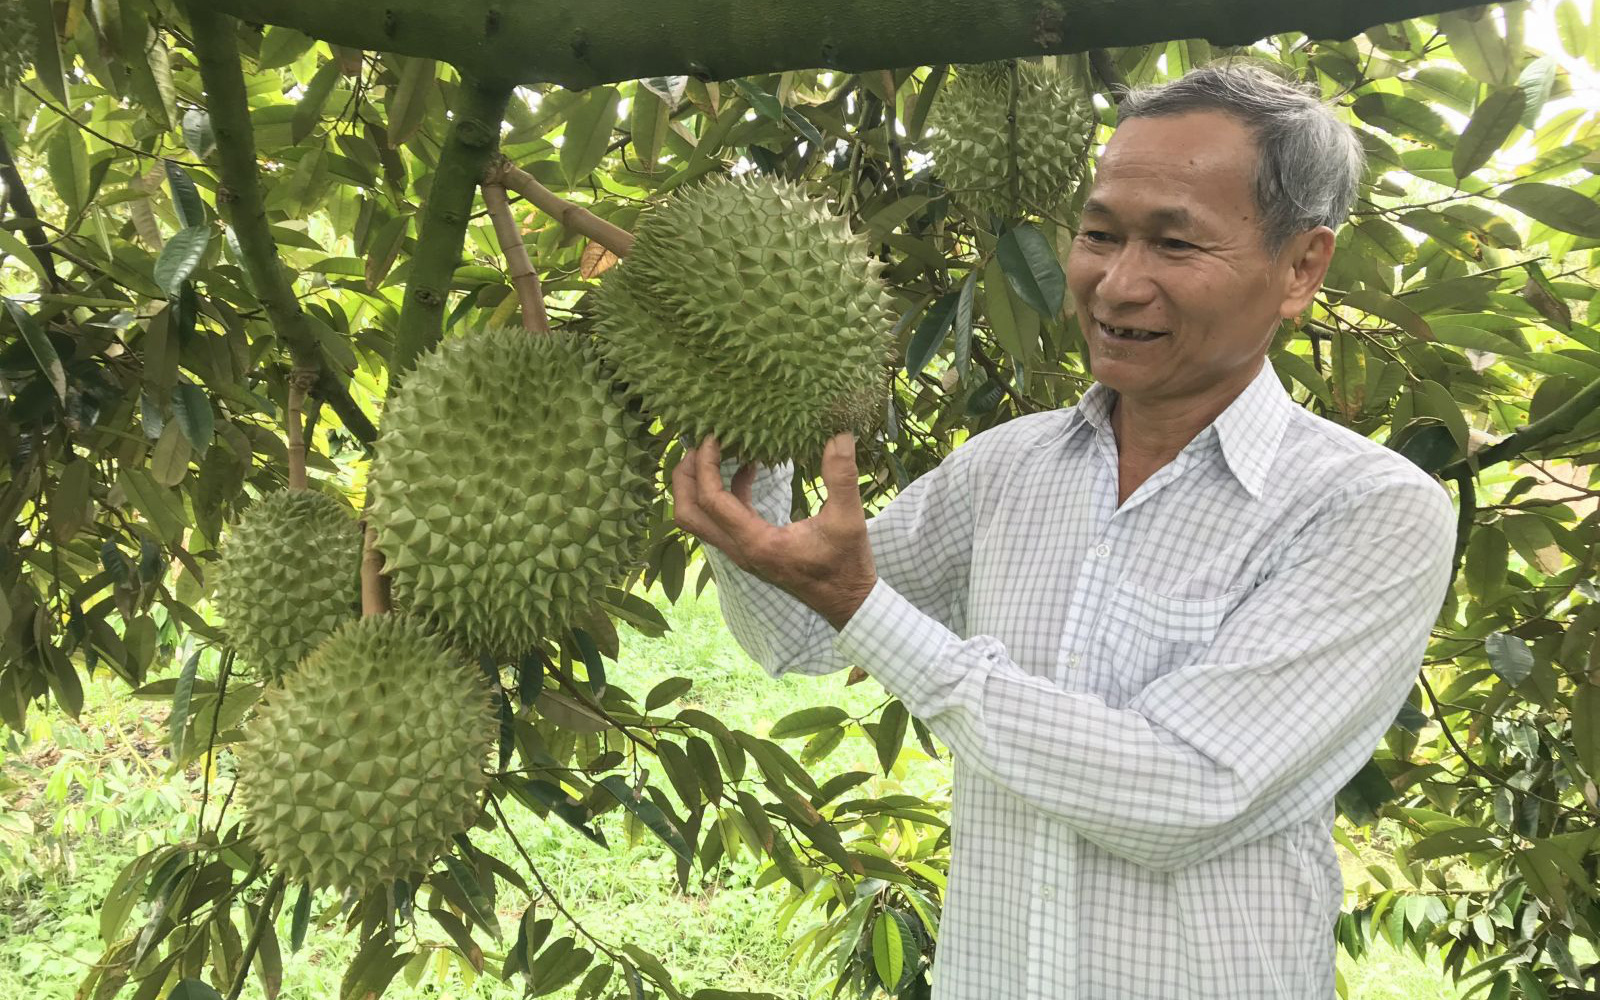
[924, 61, 1096, 219]
[211, 490, 363, 683]
[593, 174, 897, 465]
[366, 327, 658, 658]
[234, 615, 496, 895]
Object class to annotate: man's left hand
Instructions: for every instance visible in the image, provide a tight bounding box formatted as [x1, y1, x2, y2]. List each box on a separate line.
[669, 432, 877, 631]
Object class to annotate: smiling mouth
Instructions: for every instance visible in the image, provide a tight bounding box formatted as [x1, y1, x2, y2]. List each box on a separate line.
[1096, 318, 1170, 342]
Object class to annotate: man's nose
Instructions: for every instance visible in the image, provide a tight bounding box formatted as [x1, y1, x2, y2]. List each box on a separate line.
[1095, 244, 1158, 306]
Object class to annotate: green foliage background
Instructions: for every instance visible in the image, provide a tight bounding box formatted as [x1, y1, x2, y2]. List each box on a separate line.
[0, 1, 1598, 998]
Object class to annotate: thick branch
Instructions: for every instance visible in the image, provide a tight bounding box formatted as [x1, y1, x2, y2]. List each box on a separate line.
[1436, 373, 1600, 481]
[1087, 49, 1129, 104]
[481, 175, 550, 332]
[0, 134, 62, 289]
[496, 160, 634, 259]
[391, 80, 512, 380]
[209, 0, 1488, 89]
[186, 3, 375, 449]
[360, 520, 391, 616]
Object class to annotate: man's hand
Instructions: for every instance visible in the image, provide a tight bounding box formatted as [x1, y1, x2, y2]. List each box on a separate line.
[670, 432, 877, 631]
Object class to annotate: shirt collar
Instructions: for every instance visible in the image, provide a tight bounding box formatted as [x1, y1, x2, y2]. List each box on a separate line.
[1057, 357, 1295, 499]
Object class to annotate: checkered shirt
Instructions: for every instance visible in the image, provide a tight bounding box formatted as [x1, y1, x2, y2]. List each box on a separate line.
[704, 358, 1457, 999]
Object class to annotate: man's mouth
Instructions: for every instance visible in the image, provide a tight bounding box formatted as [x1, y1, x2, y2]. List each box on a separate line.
[1096, 318, 1170, 342]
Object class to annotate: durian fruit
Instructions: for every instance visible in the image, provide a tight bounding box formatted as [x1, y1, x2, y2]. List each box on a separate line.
[235, 615, 496, 895]
[593, 174, 897, 465]
[367, 327, 657, 658]
[0, 0, 35, 91]
[211, 490, 362, 682]
[924, 61, 1096, 219]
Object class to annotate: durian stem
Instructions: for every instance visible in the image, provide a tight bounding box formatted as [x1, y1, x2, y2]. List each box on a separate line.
[186, 2, 375, 448]
[0, 134, 62, 291]
[391, 79, 513, 382]
[1005, 59, 1022, 221]
[480, 172, 550, 333]
[286, 367, 317, 490]
[226, 872, 285, 1000]
[360, 520, 392, 616]
[1087, 49, 1128, 104]
[494, 160, 635, 259]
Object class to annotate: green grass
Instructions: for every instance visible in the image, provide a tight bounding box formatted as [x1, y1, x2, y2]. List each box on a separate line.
[0, 584, 1537, 999]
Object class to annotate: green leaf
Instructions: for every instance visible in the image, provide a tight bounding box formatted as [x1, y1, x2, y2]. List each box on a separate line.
[183, 109, 217, 160]
[1555, 1, 1588, 58]
[871, 909, 915, 991]
[1498, 182, 1600, 239]
[47, 123, 90, 220]
[1407, 825, 1499, 861]
[953, 270, 977, 378]
[905, 291, 958, 375]
[1351, 93, 1452, 147]
[118, 468, 186, 543]
[1388, 418, 1458, 473]
[783, 106, 824, 147]
[385, 57, 436, 148]
[628, 88, 669, 172]
[561, 86, 621, 185]
[1416, 380, 1471, 459]
[1463, 524, 1508, 603]
[150, 422, 191, 487]
[1452, 88, 1525, 178]
[168, 980, 224, 1000]
[1515, 57, 1557, 130]
[996, 223, 1064, 318]
[875, 699, 910, 776]
[5, 298, 65, 403]
[439, 854, 502, 943]
[155, 226, 211, 297]
[0, 227, 49, 289]
[169, 650, 200, 773]
[171, 384, 215, 457]
[769, 706, 849, 740]
[293, 60, 343, 145]
[290, 884, 313, 954]
[257, 25, 316, 70]
[644, 676, 693, 713]
[1440, 7, 1515, 85]
[1484, 632, 1534, 686]
[595, 775, 692, 862]
[731, 79, 782, 121]
[1501, 514, 1564, 576]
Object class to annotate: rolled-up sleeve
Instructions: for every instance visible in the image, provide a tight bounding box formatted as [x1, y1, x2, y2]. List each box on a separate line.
[833, 474, 1457, 872]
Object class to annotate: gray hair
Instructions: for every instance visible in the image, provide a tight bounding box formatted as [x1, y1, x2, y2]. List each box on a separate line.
[1115, 61, 1365, 256]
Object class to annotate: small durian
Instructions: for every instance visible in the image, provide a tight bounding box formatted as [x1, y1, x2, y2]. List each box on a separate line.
[367, 327, 658, 658]
[924, 60, 1096, 219]
[594, 174, 898, 465]
[235, 615, 496, 895]
[211, 490, 362, 682]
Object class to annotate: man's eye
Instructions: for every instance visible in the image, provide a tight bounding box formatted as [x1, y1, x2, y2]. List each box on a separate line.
[1159, 238, 1196, 251]
[1081, 231, 1114, 243]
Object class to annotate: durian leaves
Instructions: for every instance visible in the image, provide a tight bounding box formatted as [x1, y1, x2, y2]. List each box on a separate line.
[595, 775, 693, 863]
[996, 223, 1065, 319]
[905, 291, 959, 375]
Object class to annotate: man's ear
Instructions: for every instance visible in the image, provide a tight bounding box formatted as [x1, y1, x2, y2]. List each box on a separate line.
[1278, 226, 1336, 320]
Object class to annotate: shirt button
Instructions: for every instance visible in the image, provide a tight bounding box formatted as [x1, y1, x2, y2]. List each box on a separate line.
[1068, 653, 1081, 667]
[1039, 885, 1055, 899]
[1095, 543, 1111, 557]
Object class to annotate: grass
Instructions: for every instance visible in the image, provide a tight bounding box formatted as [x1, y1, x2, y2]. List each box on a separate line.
[0, 583, 1543, 999]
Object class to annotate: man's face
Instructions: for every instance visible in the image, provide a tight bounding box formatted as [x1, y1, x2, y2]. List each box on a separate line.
[1066, 110, 1323, 408]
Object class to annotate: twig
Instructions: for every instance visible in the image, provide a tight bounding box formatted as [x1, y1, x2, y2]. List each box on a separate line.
[1437, 373, 1600, 481]
[360, 520, 391, 616]
[21, 83, 204, 168]
[1087, 50, 1128, 104]
[495, 158, 634, 258]
[481, 170, 550, 332]
[226, 872, 286, 1000]
[1005, 60, 1022, 221]
[198, 650, 234, 830]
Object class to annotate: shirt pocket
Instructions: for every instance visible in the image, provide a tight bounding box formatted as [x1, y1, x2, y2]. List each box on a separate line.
[1097, 580, 1244, 705]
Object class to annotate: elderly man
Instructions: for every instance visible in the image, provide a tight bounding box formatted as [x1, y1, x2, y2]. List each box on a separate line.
[671, 63, 1457, 1000]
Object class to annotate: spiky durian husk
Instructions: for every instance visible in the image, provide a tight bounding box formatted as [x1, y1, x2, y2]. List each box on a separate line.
[593, 174, 897, 465]
[235, 615, 496, 895]
[924, 60, 1096, 219]
[0, 0, 35, 91]
[367, 327, 658, 658]
[211, 490, 362, 682]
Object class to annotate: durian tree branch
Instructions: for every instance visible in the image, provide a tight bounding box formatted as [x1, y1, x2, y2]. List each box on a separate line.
[186, 2, 376, 448]
[495, 159, 635, 259]
[0, 133, 62, 290]
[481, 169, 550, 333]
[206, 0, 1489, 89]
[360, 521, 391, 616]
[286, 367, 316, 489]
[391, 80, 512, 380]
[1436, 372, 1600, 482]
[1087, 49, 1129, 104]
[226, 872, 285, 1000]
